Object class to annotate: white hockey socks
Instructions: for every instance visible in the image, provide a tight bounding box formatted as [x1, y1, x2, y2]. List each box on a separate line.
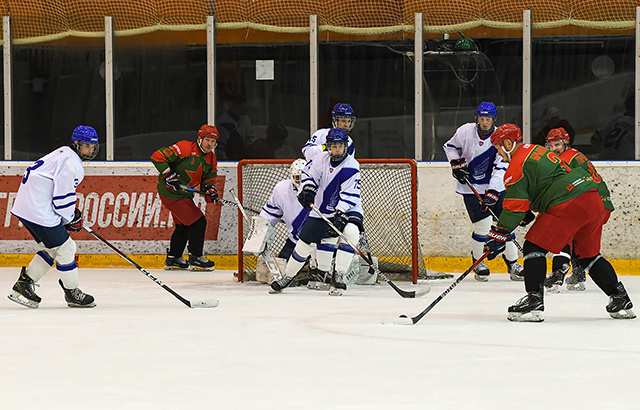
[334, 224, 359, 274]
[317, 237, 338, 272]
[471, 216, 492, 259]
[55, 237, 80, 289]
[27, 249, 56, 282]
[284, 240, 315, 278]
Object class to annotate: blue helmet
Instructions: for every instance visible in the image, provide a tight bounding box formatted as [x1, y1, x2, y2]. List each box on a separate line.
[475, 102, 497, 136]
[326, 128, 349, 162]
[71, 125, 99, 161]
[331, 103, 356, 132]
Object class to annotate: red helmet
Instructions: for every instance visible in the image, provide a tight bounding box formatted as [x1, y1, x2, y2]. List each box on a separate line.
[491, 123, 523, 146]
[545, 127, 570, 145]
[198, 124, 219, 140]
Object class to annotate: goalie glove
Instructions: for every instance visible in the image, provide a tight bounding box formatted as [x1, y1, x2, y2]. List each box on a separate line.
[450, 158, 470, 184]
[298, 184, 317, 209]
[162, 169, 181, 192]
[202, 184, 219, 203]
[519, 210, 536, 227]
[64, 208, 83, 232]
[484, 225, 511, 260]
[481, 189, 500, 212]
[331, 210, 349, 232]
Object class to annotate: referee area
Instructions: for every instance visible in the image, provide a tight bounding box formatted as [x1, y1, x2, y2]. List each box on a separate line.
[1, 266, 638, 409]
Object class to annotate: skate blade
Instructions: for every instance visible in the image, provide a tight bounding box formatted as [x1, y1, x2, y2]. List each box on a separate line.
[7, 291, 39, 309]
[381, 316, 414, 325]
[510, 274, 525, 282]
[545, 284, 561, 294]
[268, 288, 282, 294]
[164, 266, 189, 271]
[329, 287, 344, 296]
[609, 309, 636, 319]
[67, 301, 97, 308]
[474, 274, 489, 282]
[307, 281, 330, 291]
[507, 310, 544, 322]
[567, 282, 586, 291]
[189, 266, 215, 271]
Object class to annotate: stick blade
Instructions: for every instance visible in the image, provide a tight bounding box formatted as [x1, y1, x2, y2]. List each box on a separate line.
[381, 315, 414, 325]
[189, 298, 219, 308]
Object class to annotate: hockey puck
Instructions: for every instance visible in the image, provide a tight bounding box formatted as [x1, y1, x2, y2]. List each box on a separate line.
[399, 315, 408, 318]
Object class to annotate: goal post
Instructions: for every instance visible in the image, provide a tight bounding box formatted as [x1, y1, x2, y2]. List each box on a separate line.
[236, 158, 427, 283]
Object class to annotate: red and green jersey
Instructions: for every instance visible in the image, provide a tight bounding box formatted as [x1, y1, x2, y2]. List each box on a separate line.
[559, 147, 614, 211]
[498, 144, 598, 232]
[151, 140, 217, 200]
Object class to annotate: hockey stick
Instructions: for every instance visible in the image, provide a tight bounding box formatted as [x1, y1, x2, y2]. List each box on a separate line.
[464, 179, 524, 253]
[179, 184, 239, 208]
[309, 203, 430, 299]
[382, 249, 490, 325]
[228, 188, 283, 280]
[82, 225, 219, 308]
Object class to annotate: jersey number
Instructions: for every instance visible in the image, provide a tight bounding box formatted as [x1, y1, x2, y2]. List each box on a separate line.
[21, 160, 44, 184]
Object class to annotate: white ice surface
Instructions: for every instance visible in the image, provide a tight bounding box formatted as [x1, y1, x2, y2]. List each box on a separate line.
[1, 268, 639, 409]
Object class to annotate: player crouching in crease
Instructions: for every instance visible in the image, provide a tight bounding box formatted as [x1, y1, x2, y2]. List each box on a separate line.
[270, 128, 363, 296]
[8, 125, 99, 309]
[483, 124, 634, 322]
[151, 124, 219, 271]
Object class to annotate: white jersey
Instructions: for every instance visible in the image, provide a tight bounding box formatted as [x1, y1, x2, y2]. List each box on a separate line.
[443, 122, 507, 195]
[590, 114, 634, 160]
[259, 179, 310, 243]
[302, 128, 355, 161]
[12, 146, 84, 227]
[300, 151, 362, 220]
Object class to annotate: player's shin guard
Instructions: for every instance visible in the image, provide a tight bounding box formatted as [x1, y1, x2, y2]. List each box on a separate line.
[523, 241, 547, 293]
[26, 249, 56, 282]
[317, 237, 338, 272]
[186, 216, 207, 257]
[471, 216, 491, 260]
[334, 224, 359, 275]
[55, 237, 79, 289]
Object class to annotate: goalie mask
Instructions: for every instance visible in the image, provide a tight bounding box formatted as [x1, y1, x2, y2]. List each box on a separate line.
[289, 158, 307, 190]
[545, 127, 570, 155]
[326, 128, 349, 162]
[332, 103, 356, 132]
[475, 102, 497, 136]
[71, 125, 99, 161]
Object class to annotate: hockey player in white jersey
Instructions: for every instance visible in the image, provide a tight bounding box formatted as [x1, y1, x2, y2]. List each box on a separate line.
[8, 125, 99, 309]
[443, 102, 524, 282]
[302, 103, 356, 161]
[271, 128, 363, 296]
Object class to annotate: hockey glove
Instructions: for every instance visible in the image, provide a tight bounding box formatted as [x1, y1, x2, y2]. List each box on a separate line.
[298, 184, 317, 209]
[202, 184, 219, 203]
[450, 158, 470, 184]
[481, 189, 500, 213]
[162, 169, 181, 192]
[65, 208, 83, 232]
[484, 225, 511, 260]
[519, 210, 536, 227]
[331, 210, 349, 232]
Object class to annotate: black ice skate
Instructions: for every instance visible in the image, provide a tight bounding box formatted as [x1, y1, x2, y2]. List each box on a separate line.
[329, 272, 346, 296]
[507, 290, 544, 322]
[472, 253, 490, 282]
[307, 268, 330, 291]
[270, 275, 293, 294]
[164, 250, 189, 270]
[503, 255, 524, 281]
[7, 267, 41, 309]
[544, 263, 570, 293]
[606, 282, 636, 319]
[188, 255, 215, 271]
[58, 280, 96, 308]
[565, 260, 586, 291]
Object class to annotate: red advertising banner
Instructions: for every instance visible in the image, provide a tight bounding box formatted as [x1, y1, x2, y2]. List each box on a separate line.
[0, 175, 225, 241]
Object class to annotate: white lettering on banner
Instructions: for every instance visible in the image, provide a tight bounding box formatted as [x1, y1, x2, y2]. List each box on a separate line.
[4, 193, 21, 228]
[144, 192, 163, 227]
[128, 192, 146, 227]
[113, 192, 129, 228]
[84, 192, 100, 226]
[98, 193, 114, 227]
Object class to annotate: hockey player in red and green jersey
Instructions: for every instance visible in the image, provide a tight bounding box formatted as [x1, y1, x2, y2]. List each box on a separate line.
[151, 124, 220, 271]
[483, 123, 634, 322]
[543, 127, 614, 292]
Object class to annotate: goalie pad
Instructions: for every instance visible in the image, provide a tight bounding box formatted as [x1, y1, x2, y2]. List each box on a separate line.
[256, 255, 286, 284]
[243, 216, 275, 255]
[343, 254, 378, 285]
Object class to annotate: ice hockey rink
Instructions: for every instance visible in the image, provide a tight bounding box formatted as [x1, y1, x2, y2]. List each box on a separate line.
[1, 267, 639, 409]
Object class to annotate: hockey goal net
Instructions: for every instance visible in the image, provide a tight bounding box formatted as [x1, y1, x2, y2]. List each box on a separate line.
[236, 158, 427, 283]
